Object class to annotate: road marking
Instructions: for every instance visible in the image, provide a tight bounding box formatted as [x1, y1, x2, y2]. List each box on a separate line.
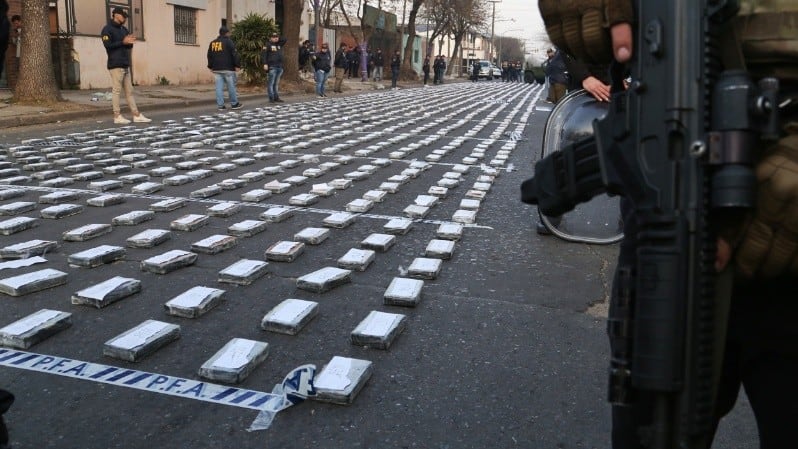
[0, 348, 284, 411]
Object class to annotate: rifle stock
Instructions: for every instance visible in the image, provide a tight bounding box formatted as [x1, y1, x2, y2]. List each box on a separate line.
[521, 1, 779, 447]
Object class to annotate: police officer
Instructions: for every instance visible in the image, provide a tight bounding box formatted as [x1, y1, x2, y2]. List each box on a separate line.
[207, 26, 242, 110]
[333, 42, 348, 93]
[390, 50, 401, 89]
[0, 0, 9, 81]
[299, 39, 312, 76]
[101, 7, 151, 124]
[538, 1, 798, 447]
[422, 55, 431, 85]
[372, 48, 384, 82]
[544, 49, 568, 104]
[434, 55, 446, 84]
[261, 31, 287, 103]
[311, 42, 332, 98]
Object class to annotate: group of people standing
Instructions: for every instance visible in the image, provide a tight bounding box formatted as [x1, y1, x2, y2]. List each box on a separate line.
[500, 60, 523, 83]
[422, 55, 447, 85]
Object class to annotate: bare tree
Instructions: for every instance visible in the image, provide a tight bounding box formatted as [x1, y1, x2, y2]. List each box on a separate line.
[420, 0, 452, 56]
[13, 0, 62, 103]
[447, 0, 486, 76]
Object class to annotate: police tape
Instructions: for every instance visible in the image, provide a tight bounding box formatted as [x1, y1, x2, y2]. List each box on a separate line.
[0, 348, 316, 430]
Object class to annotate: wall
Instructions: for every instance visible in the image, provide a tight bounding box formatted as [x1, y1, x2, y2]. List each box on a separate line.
[66, 0, 287, 89]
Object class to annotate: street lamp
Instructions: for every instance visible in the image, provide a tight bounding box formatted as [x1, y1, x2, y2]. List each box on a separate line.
[487, 0, 501, 63]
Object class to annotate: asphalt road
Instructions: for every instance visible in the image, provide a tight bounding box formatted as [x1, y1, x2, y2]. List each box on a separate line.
[0, 82, 757, 449]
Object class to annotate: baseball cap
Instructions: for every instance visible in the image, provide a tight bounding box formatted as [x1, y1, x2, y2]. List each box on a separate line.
[270, 32, 279, 37]
[112, 7, 128, 18]
[219, 26, 229, 35]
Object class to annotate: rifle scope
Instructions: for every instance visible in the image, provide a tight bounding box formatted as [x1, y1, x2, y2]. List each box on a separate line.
[709, 71, 779, 209]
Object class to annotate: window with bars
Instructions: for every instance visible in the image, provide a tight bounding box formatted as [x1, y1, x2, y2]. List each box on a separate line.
[174, 5, 196, 45]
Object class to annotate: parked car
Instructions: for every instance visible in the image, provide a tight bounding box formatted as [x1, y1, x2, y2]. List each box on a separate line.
[491, 64, 502, 79]
[477, 60, 493, 79]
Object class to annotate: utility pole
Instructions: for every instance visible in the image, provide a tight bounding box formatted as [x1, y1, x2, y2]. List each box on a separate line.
[314, 0, 322, 49]
[226, 0, 233, 27]
[487, 0, 501, 63]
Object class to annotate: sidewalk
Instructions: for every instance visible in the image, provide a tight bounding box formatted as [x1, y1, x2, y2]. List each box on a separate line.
[0, 75, 465, 130]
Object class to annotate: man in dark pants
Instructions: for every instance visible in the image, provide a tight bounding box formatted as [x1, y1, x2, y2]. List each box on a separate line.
[472, 61, 480, 82]
[0, 0, 9, 80]
[261, 32, 287, 102]
[422, 55, 431, 85]
[434, 55, 446, 84]
[298, 39, 312, 76]
[390, 50, 400, 89]
[538, 1, 798, 447]
[346, 46, 358, 78]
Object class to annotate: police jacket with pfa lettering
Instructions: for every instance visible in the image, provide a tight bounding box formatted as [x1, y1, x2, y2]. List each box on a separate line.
[207, 35, 241, 71]
[261, 37, 287, 68]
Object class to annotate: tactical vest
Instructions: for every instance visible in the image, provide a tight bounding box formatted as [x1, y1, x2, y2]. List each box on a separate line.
[735, 0, 798, 82]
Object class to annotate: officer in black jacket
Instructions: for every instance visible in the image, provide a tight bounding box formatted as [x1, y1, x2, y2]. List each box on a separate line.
[333, 42, 348, 93]
[260, 32, 287, 102]
[207, 26, 242, 110]
[311, 42, 332, 97]
[422, 55, 431, 85]
[372, 48, 384, 81]
[390, 50, 401, 89]
[0, 0, 9, 81]
[100, 7, 151, 124]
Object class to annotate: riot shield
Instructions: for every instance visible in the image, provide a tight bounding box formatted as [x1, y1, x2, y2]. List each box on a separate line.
[537, 90, 623, 244]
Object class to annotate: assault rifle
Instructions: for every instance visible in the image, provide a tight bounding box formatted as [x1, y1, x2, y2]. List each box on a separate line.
[521, 1, 780, 448]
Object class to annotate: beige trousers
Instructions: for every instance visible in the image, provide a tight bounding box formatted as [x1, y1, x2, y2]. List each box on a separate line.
[333, 67, 345, 92]
[109, 68, 139, 116]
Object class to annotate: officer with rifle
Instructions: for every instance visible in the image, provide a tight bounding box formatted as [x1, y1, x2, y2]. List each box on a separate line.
[523, 1, 797, 447]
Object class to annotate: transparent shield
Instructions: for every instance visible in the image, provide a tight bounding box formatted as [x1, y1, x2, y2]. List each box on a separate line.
[538, 90, 623, 244]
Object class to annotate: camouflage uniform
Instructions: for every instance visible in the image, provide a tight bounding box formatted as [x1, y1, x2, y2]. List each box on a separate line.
[537, 1, 798, 447]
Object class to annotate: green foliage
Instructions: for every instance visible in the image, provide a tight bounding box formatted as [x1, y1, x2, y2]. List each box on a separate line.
[155, 75, 171, 86]
[231, 13, 279, 85]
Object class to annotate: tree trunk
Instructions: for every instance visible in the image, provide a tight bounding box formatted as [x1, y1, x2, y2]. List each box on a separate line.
[13, 0, 62, 103]
[282, 0, 303, 83]
[400, 0, 423, 79]
[447, 37, 462, 76]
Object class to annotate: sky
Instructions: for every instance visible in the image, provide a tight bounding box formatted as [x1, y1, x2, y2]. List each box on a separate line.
[489, 0, 550, 61]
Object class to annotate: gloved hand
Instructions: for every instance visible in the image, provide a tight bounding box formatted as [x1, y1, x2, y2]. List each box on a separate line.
[538, 0, 634, 65]
[734, 131, 798, 277]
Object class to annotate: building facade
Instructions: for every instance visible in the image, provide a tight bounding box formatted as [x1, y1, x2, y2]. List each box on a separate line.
[64, 0, 280, 89]
[2, 0, 317, 90]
